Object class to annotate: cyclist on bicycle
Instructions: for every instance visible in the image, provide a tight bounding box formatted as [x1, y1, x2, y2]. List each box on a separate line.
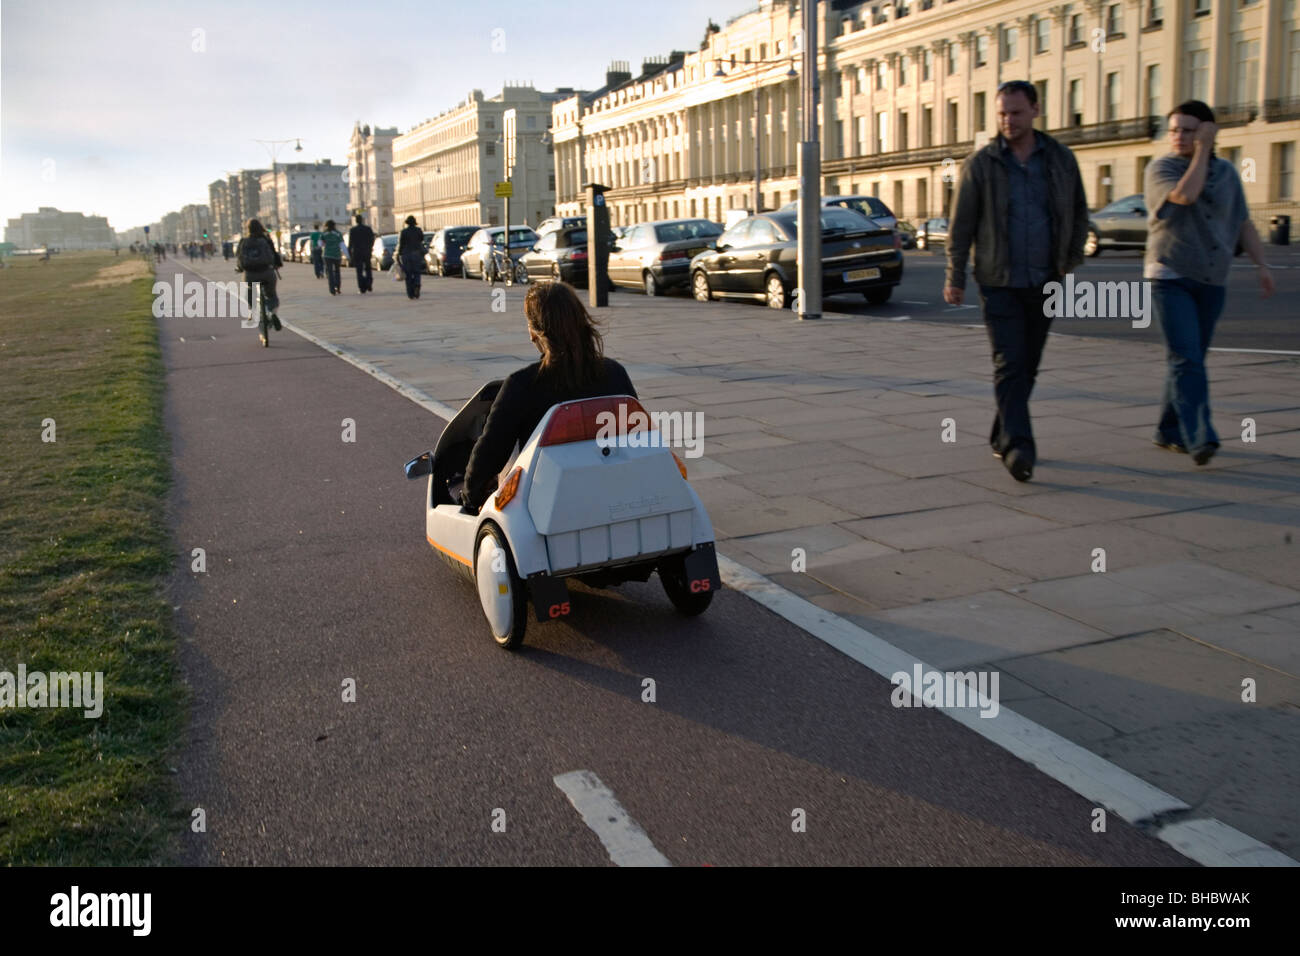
[235, 219, 281, 345]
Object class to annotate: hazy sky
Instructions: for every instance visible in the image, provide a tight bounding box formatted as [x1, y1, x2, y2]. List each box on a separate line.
[1, 0, 758, 230]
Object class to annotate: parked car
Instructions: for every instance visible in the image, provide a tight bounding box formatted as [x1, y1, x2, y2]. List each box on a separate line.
[460, 225, 539, 279]
[373, 233, 398, 271]
[915, 217, 949, 251]
[777, 195, 899, 232]
[689, 207, 903, 308]
[284, 231, 310, 260]
[607, 218, 724, 295]
[519, 226, 588, 284]
[426, 225, 478, 277]
[1086, 193, 1148, 256]
[895, 220, 918, 249]
[293, 235, 313, 263]
[535, 215, 587, 238]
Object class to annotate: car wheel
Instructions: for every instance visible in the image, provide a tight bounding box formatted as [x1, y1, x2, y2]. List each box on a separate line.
[643, 271, 660, 296]
[1084, 229, 1100, 257]
[864, 287, 892, 305]
[916, 236, 926, 250]
[659, 554, 714, 616]
[462, 261, 469, 279]
[474, 525, 528, 649]
[691, 270, 712, 302]
[514, 260, 529, 285]
[764, 272, 789, 309]
[551, 263, 562, 283]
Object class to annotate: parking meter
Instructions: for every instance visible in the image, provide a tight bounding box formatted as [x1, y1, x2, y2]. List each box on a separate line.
[585, 182, 610, 308]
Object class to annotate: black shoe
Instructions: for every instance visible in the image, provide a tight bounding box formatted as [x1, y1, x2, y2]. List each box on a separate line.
[1192, 444, 1218, 466]
[1153, 439, 1188, 454]
[1004, 447, 1033, 482]
[271, 313, 282, 331]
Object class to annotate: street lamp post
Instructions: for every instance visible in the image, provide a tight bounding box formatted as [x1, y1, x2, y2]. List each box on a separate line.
[714, 57, 798, 215]
[796, 3, 822, 320]
[253, 137, 303, 252]
[400, 160, 441, 227]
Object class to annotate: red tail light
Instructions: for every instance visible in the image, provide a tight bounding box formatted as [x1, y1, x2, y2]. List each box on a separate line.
[539, 396, 648, 447]
[570, 250, 588, 260]
[658, 249, 688, 261]
[893, 231, 902, 251]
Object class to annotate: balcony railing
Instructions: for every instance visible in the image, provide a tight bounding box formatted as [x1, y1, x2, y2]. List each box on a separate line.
[1048, 116, 1159, 146]
[823, 141, 975, 174]
[1263, 97, 1300, 122]
[1213, 102, 1260, 128]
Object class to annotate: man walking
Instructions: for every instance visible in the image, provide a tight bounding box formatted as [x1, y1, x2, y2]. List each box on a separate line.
[1145, 100, 1275, 466]
[309, 221, 324, 279]
[397, 215, 424, 300]
[944, 80, 1089, 482]
[318, 220, 348, 295]
[348, 214, 376, 293]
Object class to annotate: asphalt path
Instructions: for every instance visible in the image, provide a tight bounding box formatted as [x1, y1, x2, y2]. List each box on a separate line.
[162, 257, 1190, 866]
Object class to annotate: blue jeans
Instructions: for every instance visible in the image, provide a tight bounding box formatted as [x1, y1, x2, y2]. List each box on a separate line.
[324, 257, 341, 293]
[1151, 277, 1226, 454]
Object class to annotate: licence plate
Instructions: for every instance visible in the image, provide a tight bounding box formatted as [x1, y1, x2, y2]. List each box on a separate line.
[844, 267, 881, 282]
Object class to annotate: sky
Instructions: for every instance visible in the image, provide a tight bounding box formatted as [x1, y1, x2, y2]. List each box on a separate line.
[1, 0, 759, 231]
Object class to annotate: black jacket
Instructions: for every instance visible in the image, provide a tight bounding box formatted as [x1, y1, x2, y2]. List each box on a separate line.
[463, 358, 637, 509]
[348, 223, 375, 259]
[398, 224, 423, 256]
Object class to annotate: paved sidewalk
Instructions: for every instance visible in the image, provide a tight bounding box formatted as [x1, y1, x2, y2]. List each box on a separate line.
[265, 262, 1299, 857]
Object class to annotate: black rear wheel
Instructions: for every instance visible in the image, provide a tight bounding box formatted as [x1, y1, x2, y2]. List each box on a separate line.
[659, 555, 714, 616]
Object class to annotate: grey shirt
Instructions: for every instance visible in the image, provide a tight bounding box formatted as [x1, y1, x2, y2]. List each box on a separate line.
[1000, 133, 1053, 288]
[1144, 153, 1248, 285]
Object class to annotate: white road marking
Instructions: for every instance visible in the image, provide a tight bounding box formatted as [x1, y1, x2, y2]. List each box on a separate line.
[268, 283, 1298, 869]
[902, 300, 930, 305]
[888, 315, 912, 322]
[1209, 347, 1300, 356]
[553, 770, 671, 867]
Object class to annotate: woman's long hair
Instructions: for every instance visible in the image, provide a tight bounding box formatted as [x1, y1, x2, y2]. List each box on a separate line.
[247, 219, 268, 239]
[524, 282, 606, 392]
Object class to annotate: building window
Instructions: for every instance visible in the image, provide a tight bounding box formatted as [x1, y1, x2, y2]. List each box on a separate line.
[1069, 78, 1083, 125]
[1188, 49, 1209, 100]
[760, 43, 767, 59]
[836, 120, 845, 157]
[486, 117, 495, 129]
[973, 91, 986, 131]
[1003, 27, 1018, 61]
[975, 34, 989, 67]
[922, 105, 933, 146]
[900, 112, 910, 150]
[1235, 39, 1260, 104]
[876, 61, 887, 89]
[877, 111, 889, 152]
[1035, 16, 1050, 53]
[1105, 72, 1121, 120]
[486, 142, 496, 156]
[1107, 4, 1122, 35]
[947, 100, 959, 141]
[526, 115, 536, 129]
[1278, 142, 1295, 199]
[900, 55, 910, 85]
[923, 49, 932, 81]
[1291, 31, 1300, 96]
[857, 115, 870, 153]
[548, 173, 555, 190]
[947, 42, 958, 75]
[1098, 163, 1114, 204]
[1146, 0, 1163, 25]
[837, 71, 846, 97]
[1146, 64, 1161, 118]
[1192, 0, 1210, 16]
[856, 66, 866, 94]
[1034, 80, 1048, 126]
[1069, 14, 1083, 44]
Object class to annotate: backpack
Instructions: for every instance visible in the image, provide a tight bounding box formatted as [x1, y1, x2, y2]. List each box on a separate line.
[240, 236, 273, 271]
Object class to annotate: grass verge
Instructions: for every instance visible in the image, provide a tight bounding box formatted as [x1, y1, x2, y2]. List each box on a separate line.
[0, 251, 185, 864]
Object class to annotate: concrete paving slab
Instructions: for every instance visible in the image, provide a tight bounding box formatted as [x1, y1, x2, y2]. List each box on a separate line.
[820, 476, 1006, 519]
[844, 502, 1063, 550]
[1194, 542, 1300, 590]
[729, 458, 903, 497]
[951, 523, 1200, 580]
[811, 548, 1031, 609]
[1004, 696, 1120, 743]
[707, 495, 859, 538]
[1126, 502, 1300, 550]
[1177, 608, 1300, 676]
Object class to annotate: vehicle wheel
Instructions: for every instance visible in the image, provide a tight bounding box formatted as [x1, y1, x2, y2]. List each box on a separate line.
[551, 263, 562, 284]
[1084, 229, 1100, 257]
[659, 555, 713, 616]
[864, 287, 892, 305]
[916, 236, 926, 250]
[691, 270, 713, 302]
[474, 525, 528, 649]
[514, 260, 529, 284]
[643, 271, 660, 296]
[765, 272, 789, 309]
[462, 261, 469, 279]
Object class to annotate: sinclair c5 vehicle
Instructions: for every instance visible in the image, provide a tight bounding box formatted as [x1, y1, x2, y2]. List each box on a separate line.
[404, 384, 721, 649]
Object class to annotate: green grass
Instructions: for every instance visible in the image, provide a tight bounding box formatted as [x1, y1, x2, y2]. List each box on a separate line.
[0, 251, 186, 864]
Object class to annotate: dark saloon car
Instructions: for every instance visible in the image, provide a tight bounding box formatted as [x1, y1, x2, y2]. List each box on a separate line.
[1086, 194, 1148, 256]
[520, 226, 588, 284]
[607, 218, 724, 295]
[689, 207, 903, 308]
[916, 217, 949, 251]
[426, 225, 479, 277]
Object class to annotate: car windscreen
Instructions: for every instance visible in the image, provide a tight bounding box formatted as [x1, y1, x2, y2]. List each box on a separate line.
[772, 208, 875, 238]
[446, 228, 476, 244]
[509, 229, 537, 244]
[841, 197, 891, 219]
[654, 220, 723, 243]
[564, 230, 587, 245]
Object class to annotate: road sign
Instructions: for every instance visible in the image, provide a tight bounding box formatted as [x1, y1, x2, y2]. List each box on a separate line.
[495, 181, 513, 198]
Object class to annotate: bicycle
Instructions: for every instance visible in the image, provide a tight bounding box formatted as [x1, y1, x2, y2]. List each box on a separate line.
[256, 282, 272, 347]
[483, 241, 527, 286]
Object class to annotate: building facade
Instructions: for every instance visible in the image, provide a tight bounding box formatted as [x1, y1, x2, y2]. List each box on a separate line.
[208, 179, 234, 241]
[4, 207, 115, 249]
[347, 122, 397, 232]
[551, 0, 1299, 231]
[392, 83, 562, 231]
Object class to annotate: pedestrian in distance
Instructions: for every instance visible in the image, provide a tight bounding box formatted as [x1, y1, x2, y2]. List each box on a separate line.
[310, 221, 324, 279]
[1145, 100, 1276, 467]
[235, 218, 283, 346]
[319, 219, 348, 295]
[348, 213, 376, 293]
[944, 79, 1089, 482]
[398, 215, 424, 300]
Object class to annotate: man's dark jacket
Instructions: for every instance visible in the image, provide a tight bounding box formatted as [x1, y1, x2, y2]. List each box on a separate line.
[945, 130, 1089, 290]
[348, 222, 375, 260]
